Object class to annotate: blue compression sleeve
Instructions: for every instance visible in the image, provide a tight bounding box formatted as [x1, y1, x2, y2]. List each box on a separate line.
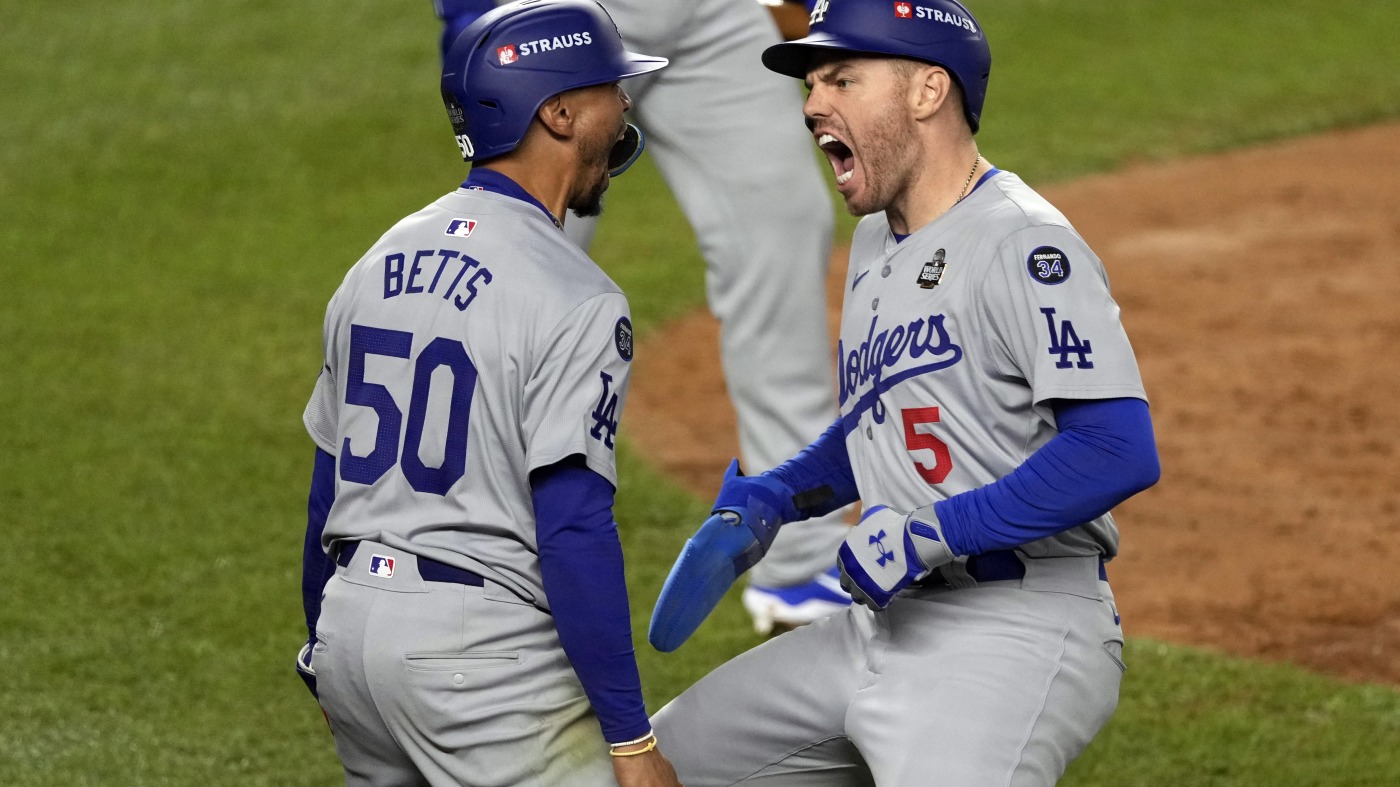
[765, 420, 861, 520]
[533, 460, 650, 744]
[935, 398, 1160, 556]
[301, 448, 337, 639]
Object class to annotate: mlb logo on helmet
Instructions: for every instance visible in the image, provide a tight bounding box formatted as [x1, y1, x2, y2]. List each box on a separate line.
[894, 2, 913, 19]
[445, 218, 478, 238]
[497, 45, 518, 65]
[369, 555, 396, 578]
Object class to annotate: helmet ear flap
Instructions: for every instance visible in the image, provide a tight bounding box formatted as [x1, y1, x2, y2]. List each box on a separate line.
[607, 123, 645, 177]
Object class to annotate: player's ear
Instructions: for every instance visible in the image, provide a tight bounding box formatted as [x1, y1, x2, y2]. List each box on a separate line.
[536, 94, 577, 140]
[910, 65, 951, 122]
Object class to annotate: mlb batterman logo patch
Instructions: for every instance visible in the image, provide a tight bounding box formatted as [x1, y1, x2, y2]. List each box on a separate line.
[445, 218, 478, 238]
[369, 555, 396, 578]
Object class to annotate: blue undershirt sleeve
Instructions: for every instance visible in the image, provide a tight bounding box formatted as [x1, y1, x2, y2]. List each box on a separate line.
[533, 458, 651, 744]
[765, 419, 861, 520]
[935, 398, 1160, 556]
[301, 448, 338, 640]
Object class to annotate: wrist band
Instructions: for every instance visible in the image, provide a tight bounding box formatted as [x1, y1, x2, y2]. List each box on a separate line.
[609, 731, 655, 749]
[609, 737, 657, 757]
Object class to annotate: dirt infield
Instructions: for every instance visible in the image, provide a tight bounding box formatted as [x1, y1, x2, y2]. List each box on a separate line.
[624, 122, 1400, 685]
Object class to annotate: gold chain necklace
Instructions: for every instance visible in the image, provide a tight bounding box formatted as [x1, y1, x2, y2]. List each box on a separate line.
[956, 153, 983, 204]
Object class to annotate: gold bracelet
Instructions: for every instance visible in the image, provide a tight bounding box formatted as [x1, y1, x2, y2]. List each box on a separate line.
[608, 736, 658, 757]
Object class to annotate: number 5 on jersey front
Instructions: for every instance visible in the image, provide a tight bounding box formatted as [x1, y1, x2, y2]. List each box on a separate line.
[902, 406, 952, 484]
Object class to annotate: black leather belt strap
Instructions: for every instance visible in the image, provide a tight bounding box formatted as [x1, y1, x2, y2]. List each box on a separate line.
[336, 542, 485, 587]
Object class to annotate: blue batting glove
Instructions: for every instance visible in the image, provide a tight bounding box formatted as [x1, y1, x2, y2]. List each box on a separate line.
[646, 460, 797, 651]
[710, 458, 797, 562]
[837, 504, 955, 610]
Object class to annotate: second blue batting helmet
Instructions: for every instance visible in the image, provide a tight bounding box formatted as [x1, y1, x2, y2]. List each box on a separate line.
[441, 0, 667, 168]
[763, 0, 991, 133]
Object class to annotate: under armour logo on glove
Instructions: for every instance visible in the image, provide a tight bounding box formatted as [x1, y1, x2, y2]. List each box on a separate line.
[870, 530, 894, 567]
[838, 504, 957, 610]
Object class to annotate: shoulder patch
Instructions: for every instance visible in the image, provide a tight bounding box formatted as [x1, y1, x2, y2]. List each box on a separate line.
[614, 317, 634, 362]
[1027, 246, 1070, 285]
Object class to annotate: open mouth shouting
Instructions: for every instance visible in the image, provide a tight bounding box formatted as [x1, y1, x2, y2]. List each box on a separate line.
[817, 131, 857, 190]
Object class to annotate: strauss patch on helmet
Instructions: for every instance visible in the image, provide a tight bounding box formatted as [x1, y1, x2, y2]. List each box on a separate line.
[516, 31, 594, 57]
[911, 5, 978, 31]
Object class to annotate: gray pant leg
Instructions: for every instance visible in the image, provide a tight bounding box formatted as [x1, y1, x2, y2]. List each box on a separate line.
[655, 565, 1122, 786]
[654, 608, 876, 786]
[846, 587, 1124, 786]
[316, 546, 616, 787]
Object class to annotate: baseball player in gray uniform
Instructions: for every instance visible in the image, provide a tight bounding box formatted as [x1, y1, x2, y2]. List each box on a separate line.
[294, 2, 684, 784]
[435, 0, 854, 634]
[648, 1, 1161, 784]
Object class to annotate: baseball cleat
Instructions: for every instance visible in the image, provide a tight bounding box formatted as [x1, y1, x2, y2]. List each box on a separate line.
[741, 566, 851, 636]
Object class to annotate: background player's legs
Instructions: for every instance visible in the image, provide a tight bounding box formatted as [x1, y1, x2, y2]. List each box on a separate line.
[845, 587, 1124, 786]
[608, 0, 849, 592]
[652, 608, 876, 786]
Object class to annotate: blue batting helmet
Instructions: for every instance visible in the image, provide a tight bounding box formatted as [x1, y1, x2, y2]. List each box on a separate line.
[762, 0, 991, 133]
[441, 0, 667, 168]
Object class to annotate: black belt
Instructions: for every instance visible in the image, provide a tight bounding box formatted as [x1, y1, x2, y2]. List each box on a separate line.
[915, 552, 1110, 587]
[915, 549, 1026, 587]
[336, 542, 485, 587]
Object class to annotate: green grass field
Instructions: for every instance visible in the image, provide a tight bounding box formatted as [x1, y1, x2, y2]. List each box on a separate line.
[4, 1, 1400, 783]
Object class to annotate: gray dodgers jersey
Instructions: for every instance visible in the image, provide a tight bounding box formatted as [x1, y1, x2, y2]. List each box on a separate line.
[838, 171, 1146, 560]
[304, 187, 634, 608]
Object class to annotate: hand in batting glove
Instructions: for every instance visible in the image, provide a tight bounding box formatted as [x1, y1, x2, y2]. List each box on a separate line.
[648, 460, 797, 651]
[709, 458, 796, 568]
[837, 504, 956, 610]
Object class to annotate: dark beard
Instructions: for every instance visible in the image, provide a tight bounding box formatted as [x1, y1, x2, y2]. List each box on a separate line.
[570, 183, 606, 218]
[569, 132, 613, 218]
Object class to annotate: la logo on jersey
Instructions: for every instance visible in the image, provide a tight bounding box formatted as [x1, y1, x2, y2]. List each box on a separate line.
[894, 2, 913, 19]
[1040, 308, 1094, 368]
[591, 370, 620, 449]
[369, 555, 396, 578]
[445, 218, 478, 238]
[497, 45, 518, 65]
